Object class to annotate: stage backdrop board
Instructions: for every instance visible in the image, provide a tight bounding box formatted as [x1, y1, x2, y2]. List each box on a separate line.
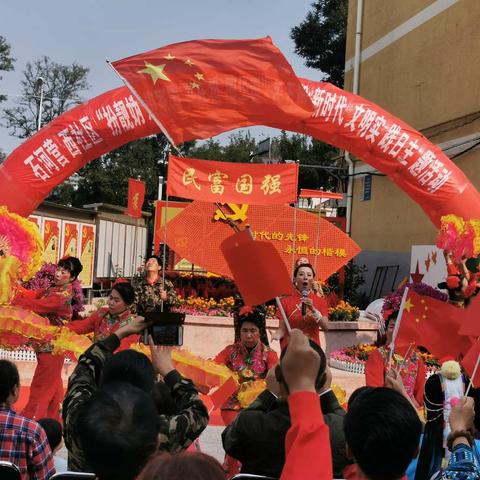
[158, 201, 361, 281]
[78, 224, 96, 288]
[42, 218, 61, 265]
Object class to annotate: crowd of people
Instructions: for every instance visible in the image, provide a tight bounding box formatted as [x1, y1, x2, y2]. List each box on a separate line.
[1, 255, 480, 480]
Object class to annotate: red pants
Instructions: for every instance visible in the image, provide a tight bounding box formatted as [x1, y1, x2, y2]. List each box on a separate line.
[22, 353, 64, 421]
[221, 409, 241, 478]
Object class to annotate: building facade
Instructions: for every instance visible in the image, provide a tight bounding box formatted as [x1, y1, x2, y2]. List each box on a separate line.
[344, 0, 480, 299]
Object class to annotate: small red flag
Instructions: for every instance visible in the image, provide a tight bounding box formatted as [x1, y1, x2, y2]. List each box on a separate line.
[126, 178, 145, 218]
[210, 376, 238, 411]
[221, 229, 296, 306]
[461, 338, 480, 387]
[396, 290, 473, 359]
[111, 37, 313, 144]
[458, 295, 480, 337]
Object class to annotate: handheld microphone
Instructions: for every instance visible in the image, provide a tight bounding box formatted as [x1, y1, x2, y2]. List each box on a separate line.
[301, 281, 309, 316]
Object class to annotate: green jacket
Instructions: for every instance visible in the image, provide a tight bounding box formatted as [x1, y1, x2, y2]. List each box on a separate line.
[63, 334, 209, 472]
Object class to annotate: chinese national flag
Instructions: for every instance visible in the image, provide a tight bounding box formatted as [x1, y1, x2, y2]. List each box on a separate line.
[458, 294, 480, 337]
[221, 229, 296, 306]
[126, 178, 145, 218]
[461, 339, 480, 386]
[395, 290, 473, 360]
[111, 37, 313, 144]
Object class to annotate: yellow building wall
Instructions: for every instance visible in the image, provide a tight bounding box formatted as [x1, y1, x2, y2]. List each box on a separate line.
[345, 1, 480, 129]
[345, 0, 480, 253]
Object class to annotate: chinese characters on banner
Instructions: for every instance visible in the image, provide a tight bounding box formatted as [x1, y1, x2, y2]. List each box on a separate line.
[298, 78, 480, 226]
[1, 78, 479, 224]
[126, 178, 146, 218]
[79, 224, 95, 288]
[167, 155, 298, 205]
[42, 218, 61, 264]
[0, 87, 157, 217]
[61, 222, 80, 258]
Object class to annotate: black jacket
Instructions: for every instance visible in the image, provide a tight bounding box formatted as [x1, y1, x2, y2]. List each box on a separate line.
[222, 389, 350, 478]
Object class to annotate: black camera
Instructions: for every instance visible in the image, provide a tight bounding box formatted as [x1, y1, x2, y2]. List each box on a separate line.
[143, 311, 186, 346]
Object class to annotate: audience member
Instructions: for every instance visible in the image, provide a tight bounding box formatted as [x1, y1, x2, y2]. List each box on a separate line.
[62, 317, 209, 478]
[0, 359, 55, 480]
[37, 418, 67, 473]
[434, 396, 479, 479]
[344, 387, 422, 480]
[139, 451, 224, 480]
[222, 339, 349, 478]
[276, 329, 332, 480]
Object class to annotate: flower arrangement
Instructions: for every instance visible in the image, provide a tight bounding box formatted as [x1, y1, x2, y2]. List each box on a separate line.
[328, 300, 360, 322]
[22, 263, 85, 315]
[172, 295, 277, 318]
[382, 282, 448, 318]
[173, 295, 236, 317]
[330, 343, 440, 370]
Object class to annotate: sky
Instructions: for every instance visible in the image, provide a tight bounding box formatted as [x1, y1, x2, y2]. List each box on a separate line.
[0, 0, 323, 156]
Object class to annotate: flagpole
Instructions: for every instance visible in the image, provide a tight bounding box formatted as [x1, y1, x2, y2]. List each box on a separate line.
[465, 353, 480, 396]
[388, 286, 410, 366]
[106, 60, 181, 154]
[314, 200, 322, 272]
[290, 160, 300, 277]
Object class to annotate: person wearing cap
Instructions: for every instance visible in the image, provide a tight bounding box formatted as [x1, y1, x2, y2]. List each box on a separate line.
[214, 307, 278, 476]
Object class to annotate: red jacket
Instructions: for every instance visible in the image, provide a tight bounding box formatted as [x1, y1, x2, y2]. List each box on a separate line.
[280, 391, 332, 480]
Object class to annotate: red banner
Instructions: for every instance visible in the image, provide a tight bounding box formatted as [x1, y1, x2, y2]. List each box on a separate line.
[167, 155, 298, 205]
[126, 178, 145, 218]
[0, 78, 479, 228]
[0, 87, 157, 217]
[111, 37, 313, 145]
[159, 201, 361, 280]
[299, 79, 480, 227]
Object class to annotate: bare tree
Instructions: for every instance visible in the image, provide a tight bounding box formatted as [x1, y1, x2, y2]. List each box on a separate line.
[3, 56, 89, 138]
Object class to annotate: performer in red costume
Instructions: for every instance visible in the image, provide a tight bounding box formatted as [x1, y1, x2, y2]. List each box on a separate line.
[13, 256, 83, 421]
[272, 263, 329, 349]
[69, 280, 141, 350]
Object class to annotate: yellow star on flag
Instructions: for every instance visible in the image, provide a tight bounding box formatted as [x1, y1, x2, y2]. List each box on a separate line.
[184, 59, 195, 67]
[404, 297, 414, 313]
[194, 72, 205, 81]
[164, 53, 175, 60]
[190, 81, 200, 90]
[138, 62, 171, 84]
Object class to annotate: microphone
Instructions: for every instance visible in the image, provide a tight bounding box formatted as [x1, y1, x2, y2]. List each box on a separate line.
[301, 281, 309, 316]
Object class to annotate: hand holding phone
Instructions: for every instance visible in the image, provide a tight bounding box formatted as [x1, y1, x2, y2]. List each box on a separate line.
[148, 336, 175, 377]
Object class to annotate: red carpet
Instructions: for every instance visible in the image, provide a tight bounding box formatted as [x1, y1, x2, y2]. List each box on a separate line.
[14, 387, 225, 427]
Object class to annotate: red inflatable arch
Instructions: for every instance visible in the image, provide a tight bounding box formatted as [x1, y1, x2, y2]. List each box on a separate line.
[0, 79, 479, 225]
